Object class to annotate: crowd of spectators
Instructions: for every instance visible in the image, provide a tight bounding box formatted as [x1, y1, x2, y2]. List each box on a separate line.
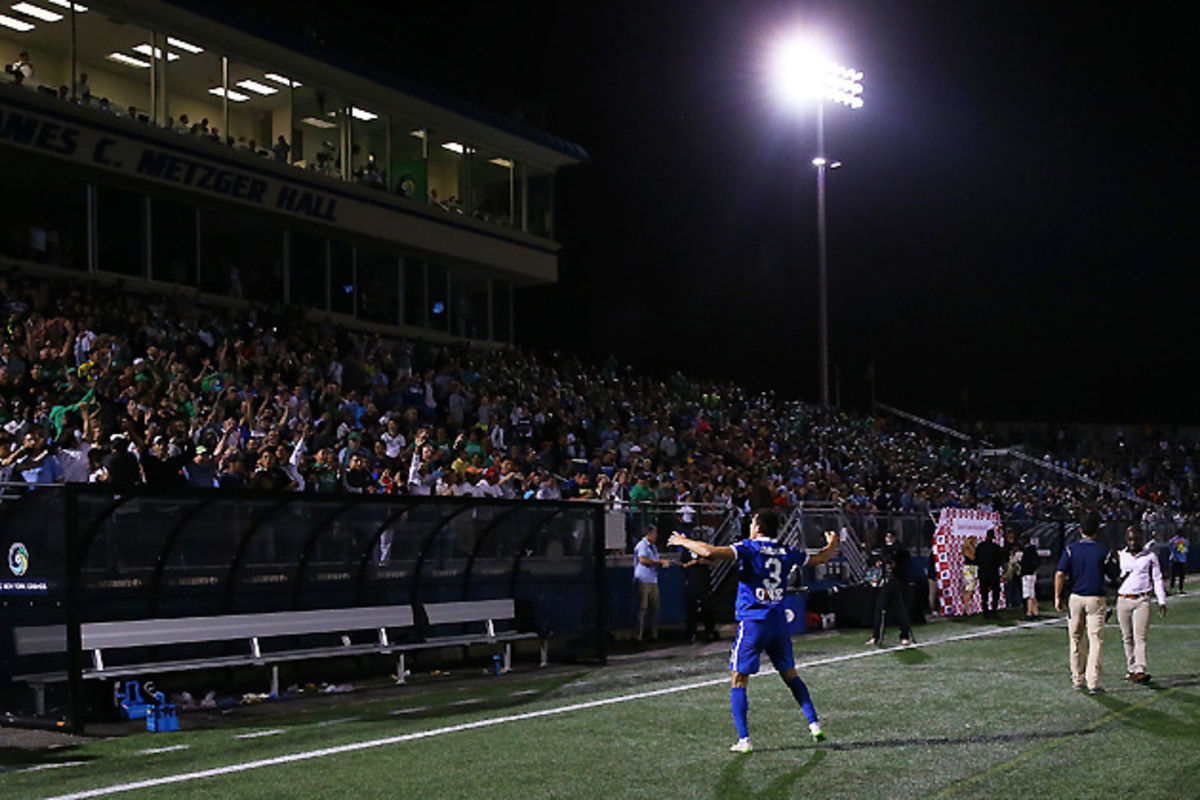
[1, 268, 1197, 546]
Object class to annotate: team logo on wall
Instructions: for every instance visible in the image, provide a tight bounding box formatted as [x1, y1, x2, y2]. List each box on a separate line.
[8, 542, 29, 577]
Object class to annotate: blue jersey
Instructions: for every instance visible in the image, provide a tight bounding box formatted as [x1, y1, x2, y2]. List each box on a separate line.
[731, 538, 809, 621]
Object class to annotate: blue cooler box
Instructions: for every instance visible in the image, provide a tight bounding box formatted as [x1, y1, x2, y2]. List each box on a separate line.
[784, 593, 807, 636]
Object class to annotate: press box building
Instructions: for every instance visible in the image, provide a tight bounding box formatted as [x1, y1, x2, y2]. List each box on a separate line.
[0, 0, 586, 341]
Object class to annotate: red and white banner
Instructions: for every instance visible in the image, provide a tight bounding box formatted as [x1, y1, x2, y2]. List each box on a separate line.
[933, 508, 1005, 616]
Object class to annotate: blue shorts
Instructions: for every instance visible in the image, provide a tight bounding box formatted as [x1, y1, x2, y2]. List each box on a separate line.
[730, 611, 795, 675]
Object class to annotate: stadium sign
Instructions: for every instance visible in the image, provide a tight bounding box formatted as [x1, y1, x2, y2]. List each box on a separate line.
[1, 98, 338, 223]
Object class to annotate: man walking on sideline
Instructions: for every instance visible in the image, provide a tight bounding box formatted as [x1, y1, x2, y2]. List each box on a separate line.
[669, 509, 839, 753]
[1117, 525, 1167, 683]
[1055, 512, 1109, 695]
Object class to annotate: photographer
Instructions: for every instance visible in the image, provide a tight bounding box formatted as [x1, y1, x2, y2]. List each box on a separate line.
[6, 50, 34, 85]
[867, 530, 914, 646]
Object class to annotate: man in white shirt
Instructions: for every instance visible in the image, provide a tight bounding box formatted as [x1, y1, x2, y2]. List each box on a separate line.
[380, 417, 406, 460]
[472, 468, 504, 499]
[1116, 525, 1168, 684]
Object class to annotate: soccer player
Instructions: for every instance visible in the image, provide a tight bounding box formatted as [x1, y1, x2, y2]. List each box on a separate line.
[669, 509, 839, 753]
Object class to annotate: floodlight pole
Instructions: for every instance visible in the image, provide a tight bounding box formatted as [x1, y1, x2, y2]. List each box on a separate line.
[815, 102, 829, 408]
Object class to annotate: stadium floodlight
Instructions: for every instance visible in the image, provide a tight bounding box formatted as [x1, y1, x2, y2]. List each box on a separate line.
[46, 0, 87, 10]
[769, 31, 865, 408]
[769, 35, 865, 112]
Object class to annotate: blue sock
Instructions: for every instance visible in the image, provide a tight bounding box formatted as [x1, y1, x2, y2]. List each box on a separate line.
[786, 675, 818, 724]
[730, 686, 749, 739]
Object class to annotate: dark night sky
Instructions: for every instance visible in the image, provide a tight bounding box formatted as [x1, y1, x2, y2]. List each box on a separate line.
[242, 1, 1200, 424]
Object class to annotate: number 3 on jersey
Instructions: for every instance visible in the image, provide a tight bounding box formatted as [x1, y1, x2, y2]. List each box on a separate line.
[755, 556, 784, 603]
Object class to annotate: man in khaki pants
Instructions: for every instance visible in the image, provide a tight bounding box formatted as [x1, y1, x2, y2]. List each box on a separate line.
[1116, 525, 1168, 683]
[633, 524, 671, 641]
[1055, 513, 1110, 695]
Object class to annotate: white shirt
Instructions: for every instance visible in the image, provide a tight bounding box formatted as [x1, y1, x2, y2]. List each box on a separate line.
[1117, 547, 1168, 606]
[57, 441, 92, 483]
[473, 480, 503, 499]
[381, 430, 406, 458]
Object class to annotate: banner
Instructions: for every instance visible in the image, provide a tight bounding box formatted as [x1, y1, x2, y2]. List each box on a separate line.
[933, 508, 1004, 616]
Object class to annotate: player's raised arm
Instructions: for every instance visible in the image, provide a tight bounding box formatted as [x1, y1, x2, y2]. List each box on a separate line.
[668, 532, 735, 561]
[805, 531, 840, 566]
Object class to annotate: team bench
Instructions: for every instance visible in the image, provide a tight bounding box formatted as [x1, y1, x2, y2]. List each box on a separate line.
[11, 599, 547, 716]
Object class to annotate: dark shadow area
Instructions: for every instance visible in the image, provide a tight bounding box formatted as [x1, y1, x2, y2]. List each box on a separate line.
[775, 728, 1098, 752]
[1092, 686, 1200, 739]
[715, 748, 827, 799]
[0, 746, 96, 771]
[891, 648, 934, 665]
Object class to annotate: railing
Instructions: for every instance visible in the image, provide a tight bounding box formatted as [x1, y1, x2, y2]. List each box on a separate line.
[875, 401, 1163, 512]
[787, 502, 868, 583]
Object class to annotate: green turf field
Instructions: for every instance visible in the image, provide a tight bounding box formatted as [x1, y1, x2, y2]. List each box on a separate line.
[3, 595, 1198, 799]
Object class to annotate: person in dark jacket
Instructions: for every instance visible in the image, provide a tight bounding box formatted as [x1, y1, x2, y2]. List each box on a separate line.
[974, 529, 1005, 616]
[1020, 535, 1041, 620]
[867, 530, 914, 646]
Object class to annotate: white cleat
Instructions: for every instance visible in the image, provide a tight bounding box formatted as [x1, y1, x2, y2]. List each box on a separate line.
[809, 721, 826, 743]
[729, 737, 754, 753]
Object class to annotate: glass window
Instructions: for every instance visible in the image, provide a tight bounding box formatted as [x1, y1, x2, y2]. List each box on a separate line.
[199, 206, 283, 301]
[349, 106, 387, 191]
[357, 245, 399, 325]
[225, 60, 290, 157]
[150, 198, 197, 286]
[522, 163, 555, 239]
[0, 159, 86, 270]
[293, 84, 343, 178]
[72, 11, 155, 119]
[427, 131, 469, 213]
[290, 231, 326, 310]
[158, 37, 223, 137]
[330, 239, 354, 316]
[0, 2, 71, 99]
[95, 187, 145, 277]
[390, 119, 426, 200]
[473, 147, 513, 227]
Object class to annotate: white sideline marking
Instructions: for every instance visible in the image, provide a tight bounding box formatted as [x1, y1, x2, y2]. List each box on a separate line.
[233, 729, 284, 740]
[316, 718, 360, 727]
[510, 689, 538, 696]
[138, 746, 191, 755]
[20, 761, 86, 773]
[449, 698, 482, 706]
[33, 618, 1069, 800]
[389, 706, 426, 715]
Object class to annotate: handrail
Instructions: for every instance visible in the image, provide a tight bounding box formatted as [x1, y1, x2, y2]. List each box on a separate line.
[873, 403, 1160, 511]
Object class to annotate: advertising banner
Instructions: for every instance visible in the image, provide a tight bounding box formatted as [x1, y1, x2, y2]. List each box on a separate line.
[933, 508, 1005, 616]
